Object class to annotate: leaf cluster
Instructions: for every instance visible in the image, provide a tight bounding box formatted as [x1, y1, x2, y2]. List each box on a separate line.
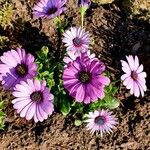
[36, 46, 55, 88]
[0, 101, 6, 130]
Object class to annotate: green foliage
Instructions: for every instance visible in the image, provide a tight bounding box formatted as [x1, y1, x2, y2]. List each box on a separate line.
[74, 119, 82, 126]
[0, 0, 14, 30]
[36, 46, 55, 88]
[36, 46, 71, 115]
[55, 90, 71, 116]
[0, 101, 6, 130]
[54, 17, 68, 34]
[105, 81, 119, 96]
[89, 95, 120, 110]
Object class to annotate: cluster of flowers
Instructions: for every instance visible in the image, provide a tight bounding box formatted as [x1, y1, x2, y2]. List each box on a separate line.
[0, 48, 54, 122]
[0, 0, 147, 136]
[32, 0, 118, 134]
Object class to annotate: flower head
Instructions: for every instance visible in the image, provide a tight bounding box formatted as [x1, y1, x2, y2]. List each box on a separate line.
[12, 79, 54, 122]
[78, 0, 91, 8]
[32, 0, 67, 19]
[0, 48, 37, 90]
[62, 27, 90, 54]
[63, 52, 110, 104]
[121, 55, 147, 97]
[85, 109, 117, 136]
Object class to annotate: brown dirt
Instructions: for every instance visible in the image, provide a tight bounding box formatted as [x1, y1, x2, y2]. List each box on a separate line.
[0, 0, 150, 149]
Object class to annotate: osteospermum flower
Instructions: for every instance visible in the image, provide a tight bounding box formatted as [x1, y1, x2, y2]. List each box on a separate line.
[121, 55, 147, 97]
[32, 0, 67, 19]
[85, 109, 117, 136]
[62, 27, 90, 54]
[12, 79, 54, 122]
[63, 52, 110, 104]
[63, 50, 95, 65]
[0, 48, 37, 90]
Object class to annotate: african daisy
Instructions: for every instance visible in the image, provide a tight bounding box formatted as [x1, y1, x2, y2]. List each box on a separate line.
[85, 109, 118, 136]
[62, 27, 90, 54]
[0, 48, 37, 90]
[63, 52, 110, 104]
[32, 0, 67, 19]
[121, 55, 147, 97]
[12, 79, 54, 122]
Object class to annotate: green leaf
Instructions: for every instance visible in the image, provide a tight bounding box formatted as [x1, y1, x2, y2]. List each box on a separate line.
[105, 82, 119, 96]
[0, 100, 5, 130]
[89, 95, 120, 111]
[103, 95, 120, 109]
[36, 46, 49, 61]
[41, 46, 49, 57]
[74, 119, 82, 126]
[0, 101, 4, 108]
[57, 92, 71, 116]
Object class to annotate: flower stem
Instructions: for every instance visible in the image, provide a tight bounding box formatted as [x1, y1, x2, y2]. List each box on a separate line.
[81, 13, 84, 28]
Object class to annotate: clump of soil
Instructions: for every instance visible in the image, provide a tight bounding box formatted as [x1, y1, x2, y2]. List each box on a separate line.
[0, 0, 150, 149]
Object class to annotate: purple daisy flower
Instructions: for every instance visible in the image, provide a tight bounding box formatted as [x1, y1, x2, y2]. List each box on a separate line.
[78, 0, 91, 8]
[12, 79, 54, 123]
[62, 27, 90, 54]
[121, 55, 147, 97]
[0, 48, 37, 90]
[32, 0, 67, 19]
[63, 52, 110, 104]
[85, 109, 118, 136]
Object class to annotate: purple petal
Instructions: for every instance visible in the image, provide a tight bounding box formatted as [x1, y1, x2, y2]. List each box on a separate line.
[26, 102, 36, 120]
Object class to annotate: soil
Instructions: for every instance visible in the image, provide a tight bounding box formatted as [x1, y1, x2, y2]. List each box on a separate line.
[0, 0, 150, 149]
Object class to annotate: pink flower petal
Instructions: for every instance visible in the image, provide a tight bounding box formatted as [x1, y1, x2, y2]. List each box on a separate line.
[34, 79, 41, 91]
[133, 82, 140, 97]
[121, 60, 131, 73]
[121, 74, 130, 81]
[76, 84, 85, 102]
[134, 56, 139, 70]
[123, 77, 131, 86]
[126, 55, 134, 71]
[26, 102, 36, 120]
[20, 102, 33, 118]
[136, 64, 143, 73]
[138, 72, 147, 78]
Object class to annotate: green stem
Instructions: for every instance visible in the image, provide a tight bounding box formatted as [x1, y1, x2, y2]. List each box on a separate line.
[81, 13, 84, 28]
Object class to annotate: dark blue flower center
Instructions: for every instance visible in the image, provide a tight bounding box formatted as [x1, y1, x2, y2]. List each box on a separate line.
[94, 116, 105, 125]
[47, 7, 58, 15]
[79, 71, 91, 83]
[131, 71, 138, 80]
[73, 37, 82, 47]
[15, 64, 28, 77]
[30, 91, 43, 102]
